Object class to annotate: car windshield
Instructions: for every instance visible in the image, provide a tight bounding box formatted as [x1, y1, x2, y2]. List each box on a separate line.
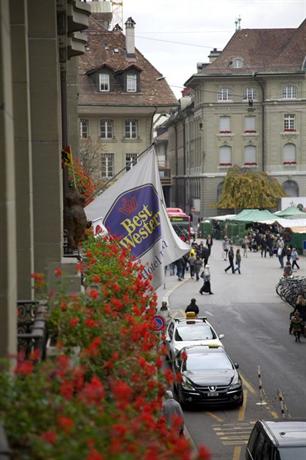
[175, 324, 216, 341]
[279, 447, 306, 460]
[185, 353, 232, 371]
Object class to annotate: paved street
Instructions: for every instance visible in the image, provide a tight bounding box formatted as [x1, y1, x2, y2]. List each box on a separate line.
[157, 239, 306, 460]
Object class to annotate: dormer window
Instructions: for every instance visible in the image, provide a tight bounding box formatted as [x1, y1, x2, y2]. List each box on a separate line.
[99, 73, 110, 92]
[232, 57, 243, 68]
[126, 73, 137, 92]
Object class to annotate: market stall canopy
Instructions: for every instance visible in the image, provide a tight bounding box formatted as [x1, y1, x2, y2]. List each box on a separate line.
[274, 206, 306, 219]
[229, 209, 276, 222]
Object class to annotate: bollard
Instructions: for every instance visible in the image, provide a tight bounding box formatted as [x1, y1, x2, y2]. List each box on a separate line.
[256, 365, 267, 406]
[277, 389, 288, 418]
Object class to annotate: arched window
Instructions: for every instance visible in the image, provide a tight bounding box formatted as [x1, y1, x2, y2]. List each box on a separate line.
[219, 145, 232, 165]
[217, 181, 224, 201]
[283, 143, 296, 164]
[282, 85, 297, 99]
[283, 180, 299, 197]
[244, 145, 256, 165]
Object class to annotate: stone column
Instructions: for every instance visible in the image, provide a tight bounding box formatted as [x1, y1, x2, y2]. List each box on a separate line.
[27, 0, 63, 274]
[0, 0, 17, 357]
[10, 0, 34, 298]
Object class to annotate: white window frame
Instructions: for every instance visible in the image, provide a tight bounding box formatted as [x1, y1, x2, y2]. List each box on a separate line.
[244, 116, 256, 132]
[99, 73, 110, 92]
[282, 85, 297, 99]
[217, 88, 231, 102]
[283, 143, 296, 165]
[284, 114, 295, 131]
[80, 119, 89, 139]
[101, 153, 114, 178]
[219, 145, 232, 165]
[219, 116, 231, 133]
[100, 119, 113, 139]
[244, 145, 256, 165]
[126, 153, 138, 171]
[125, 119, 138, 139]
[126, 73, 137, 92]
[243, 88, 257, 101]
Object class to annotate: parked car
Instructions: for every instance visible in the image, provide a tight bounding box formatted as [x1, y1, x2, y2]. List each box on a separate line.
[173, 345, 243, 407]
[246, 419, 306, 460]
[165, 316, 224, 362]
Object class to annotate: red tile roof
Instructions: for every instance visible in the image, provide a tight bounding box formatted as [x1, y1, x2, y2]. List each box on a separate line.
[197, 20, 306, 76]
[79, 14, 177, 108]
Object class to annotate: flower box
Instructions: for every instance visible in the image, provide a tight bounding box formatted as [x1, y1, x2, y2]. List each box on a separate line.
[283, 129, 296, 132]
[244, 130, 256, 133]
[283, 161, 296, 165]
[244, 162, 257, 166]
[219, 130, 231, 134]
[219, 163, 232, 166]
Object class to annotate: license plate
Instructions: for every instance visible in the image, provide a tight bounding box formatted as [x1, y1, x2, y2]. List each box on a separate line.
[207, 391, 219, 397]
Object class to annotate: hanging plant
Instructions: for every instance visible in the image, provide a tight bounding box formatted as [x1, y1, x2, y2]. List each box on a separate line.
[68, 160, 96, 206]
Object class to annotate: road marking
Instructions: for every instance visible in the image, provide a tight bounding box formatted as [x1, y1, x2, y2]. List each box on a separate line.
[207, 412, 224, 422]
[233, 447, 241, 460]
[238, 389, 248, 421]
[205, 310, 214, 316]
[213, 421, 254, 447]
[240, 373, 256, 395]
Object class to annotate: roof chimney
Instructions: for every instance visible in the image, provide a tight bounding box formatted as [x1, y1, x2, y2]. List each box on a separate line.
[208, 48, 222, 63]
[125, 17, 136, 56]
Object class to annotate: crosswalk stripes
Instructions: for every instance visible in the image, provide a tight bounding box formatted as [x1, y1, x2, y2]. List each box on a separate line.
[213, 421, 255, 446]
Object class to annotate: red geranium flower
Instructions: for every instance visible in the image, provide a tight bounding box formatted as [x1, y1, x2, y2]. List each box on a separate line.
[69, 317, 80, 328]
[198, 445, 211, 460]
[57, 415, 74, 433]
[15, 360, 33, 376]
[86, 449, 104, 460]
[54, 267, 62, 278]
[41, 431, 57, 445]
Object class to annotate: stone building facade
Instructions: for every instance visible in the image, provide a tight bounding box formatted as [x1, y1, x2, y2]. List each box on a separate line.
[167, 20, 306, 219]
[78, 6, 177, 189]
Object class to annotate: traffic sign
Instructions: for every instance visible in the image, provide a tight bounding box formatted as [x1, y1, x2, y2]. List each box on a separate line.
[153, 315, 166, 332]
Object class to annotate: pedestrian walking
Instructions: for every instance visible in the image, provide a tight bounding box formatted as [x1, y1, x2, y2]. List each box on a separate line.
[188, 252, 196, 278]
[291, 248, 300, 270]
[234, 248, 241, 274]
[185, 298, 199, 316]
[201, 245, 210, 266]
[222, 236, 230, 260]
[206, 234, 213, 256]
[225, 246, 235, 274]
[162, 390, 184, 436]
[199, 265, 214, 295]
[277, 246, 285, 269]
[194, 255, 203, 281]
[242, 235, 249, 257]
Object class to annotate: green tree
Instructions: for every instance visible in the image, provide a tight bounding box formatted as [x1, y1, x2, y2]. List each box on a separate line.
[217, 166, 286, 210]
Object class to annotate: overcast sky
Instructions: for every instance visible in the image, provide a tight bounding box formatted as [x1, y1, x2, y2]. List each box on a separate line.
[121, 0, 306, 98]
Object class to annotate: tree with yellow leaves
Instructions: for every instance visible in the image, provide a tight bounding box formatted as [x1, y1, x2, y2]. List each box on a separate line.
[217, 166, 286, 210]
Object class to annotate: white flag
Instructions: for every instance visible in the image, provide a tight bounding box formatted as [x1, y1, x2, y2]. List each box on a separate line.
[85, 146, 190, 289]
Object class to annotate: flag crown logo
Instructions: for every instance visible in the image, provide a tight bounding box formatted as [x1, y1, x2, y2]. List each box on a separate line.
[119, 196, 137, 216]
